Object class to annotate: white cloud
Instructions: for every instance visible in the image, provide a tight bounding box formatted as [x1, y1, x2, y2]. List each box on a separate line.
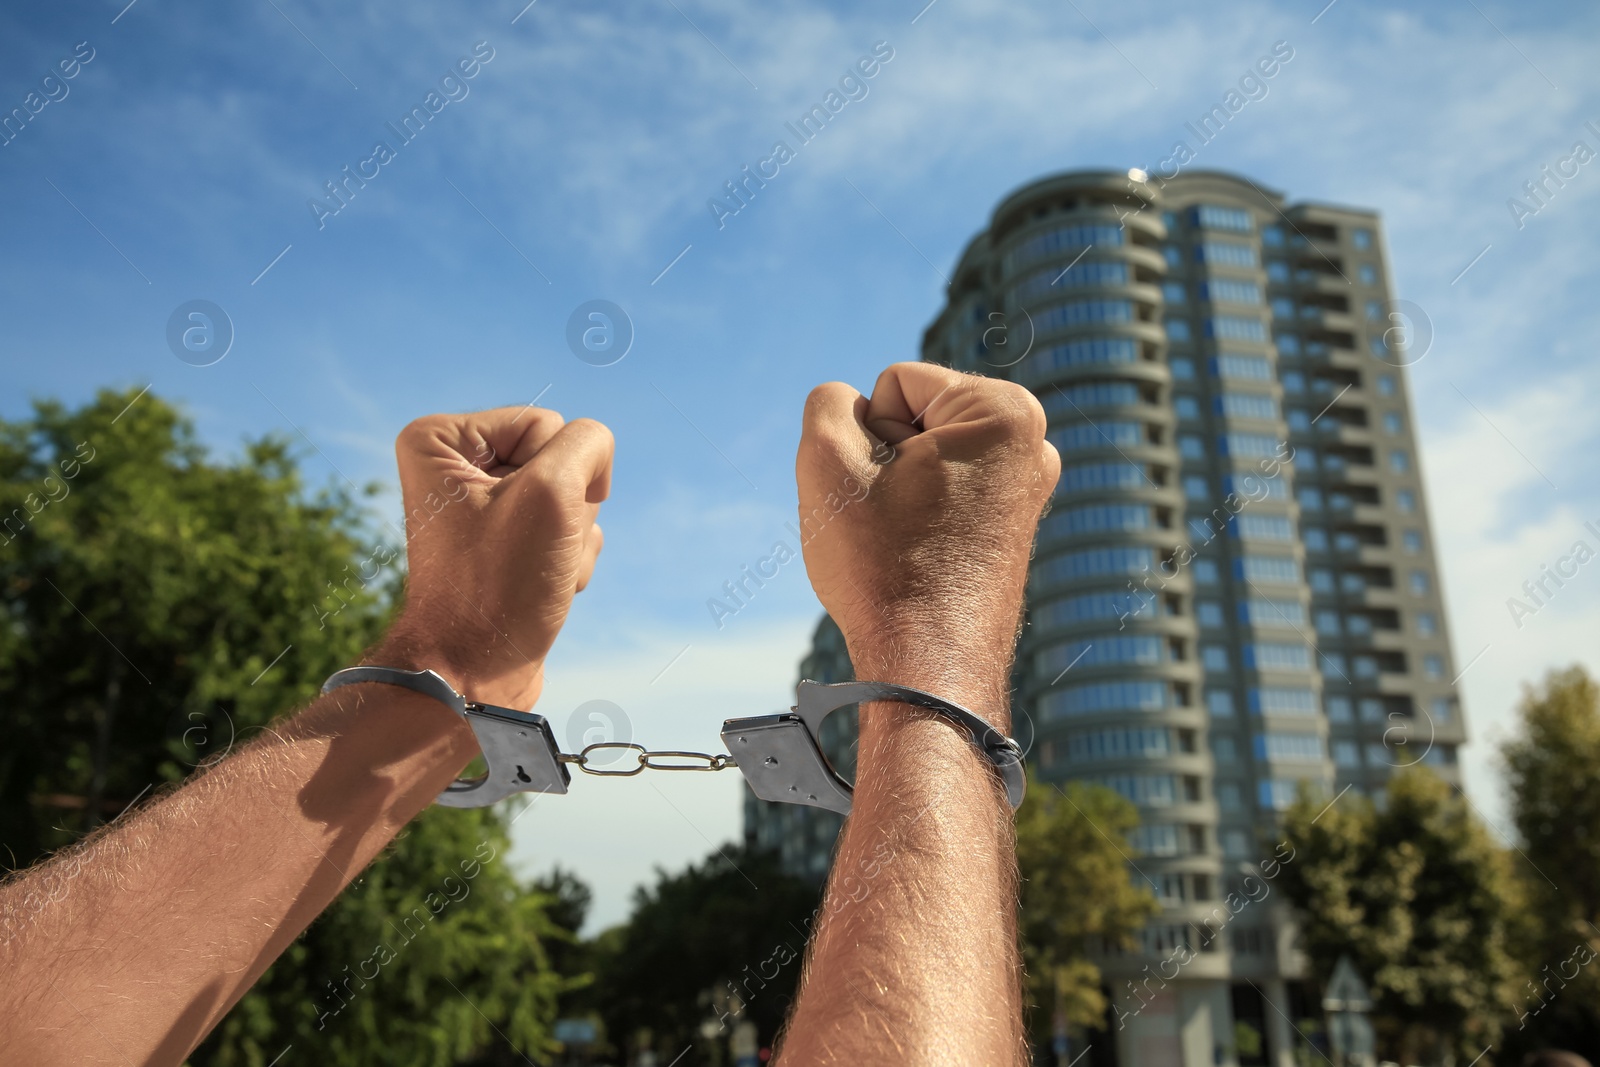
[1422, 373, 1600, 834]
[14, 0, 1600, 920]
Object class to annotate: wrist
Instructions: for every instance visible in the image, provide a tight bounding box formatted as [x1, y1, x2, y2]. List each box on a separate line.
[370, 620, 544, 710]
[844, 641, 1013, 733]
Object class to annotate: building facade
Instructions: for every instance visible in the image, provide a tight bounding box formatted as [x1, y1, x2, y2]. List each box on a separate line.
[744, 168, 1465, 1067]
[742, 614, 856, 884]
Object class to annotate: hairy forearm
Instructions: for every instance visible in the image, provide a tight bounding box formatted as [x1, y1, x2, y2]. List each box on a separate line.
[0, 670, 477, 1066]
[778, 655, 1025, 1066]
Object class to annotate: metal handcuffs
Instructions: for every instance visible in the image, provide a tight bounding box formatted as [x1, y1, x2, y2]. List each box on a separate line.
[321, 668, 1027, 814]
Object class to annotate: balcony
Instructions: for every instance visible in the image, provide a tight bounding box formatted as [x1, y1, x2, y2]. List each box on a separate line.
[1298, 272, 1353, 296]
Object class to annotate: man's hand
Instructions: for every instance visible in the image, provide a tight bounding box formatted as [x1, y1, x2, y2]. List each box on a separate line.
[382, 407, 613, 709]
[780, 363, 1056, 1067]
[0, 404, 613, 1067]
[796, 362, 1059, 718]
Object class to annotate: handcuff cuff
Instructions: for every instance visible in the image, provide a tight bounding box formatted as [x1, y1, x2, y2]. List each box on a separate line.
[321, 667, 1026, 814]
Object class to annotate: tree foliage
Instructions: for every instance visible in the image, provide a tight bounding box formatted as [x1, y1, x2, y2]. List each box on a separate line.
[0, 388, 396, 860]
[587, 844, 822, 1064]
[203, 807, 572, 1066]
[1500, 666, 1600, 1058]
[0, 389, 576, 1065]
[1015, 775, 1159, 1038]
[1278, 768, 1521, 1063]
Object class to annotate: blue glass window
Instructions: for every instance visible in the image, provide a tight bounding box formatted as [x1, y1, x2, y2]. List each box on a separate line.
[1007, 223, 1125, 270]
[1035, 545, 1154, 581]
[1040, 681, 1166, 720]
[1067, 726, 1172, 761]
[1246, 643, 1312, 671]
[1196, 242, 1258, 268]
[1050, 421, 1143, 451]
[1033, 337, 1139, 373]
[1221, 433, 1281, 458]
[1209, 316, 1267, 342]
[1192, 205, 1254, 232]
[1035, 589, 1158, 626]
[1042, 636, 1165, 672]
[1255, 733, 1325, 761]
[1250, 687, 1317, 715]
[1257, 780, 1303, 811]
[1216, 354, 1272, 380]
[1240, 598, 1305, 626]
[1235, 515, 1295, 541]
[1041, 381, 1141, 415]
[1012, 260, 1129, 302]
[1092, 774, 1178, 806]
[1040, 503, 1151, 538]
[1036, 299, 1134, 331]
[1237, 556, 1301, 584]
[1219, 393, 1277, 420]
[1057, 462, 1146, 494]
[1203, 279, 1262, 305]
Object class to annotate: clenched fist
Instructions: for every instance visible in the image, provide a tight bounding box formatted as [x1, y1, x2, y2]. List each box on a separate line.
[380, 406, 613, 710]
[796, 363, 1059, 724]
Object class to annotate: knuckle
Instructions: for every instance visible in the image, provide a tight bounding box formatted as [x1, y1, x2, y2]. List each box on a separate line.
[891, 359, 936, 378]
[1015, 387, 1049, 439]
[988, 383, 1047, 439]
[802, 384, 860, 444]
[396, 414, 447, 451]
[519, 470, 567, 510]
[524, 407, 566, 434]
[567, 417, 614, 450]
[804, 381, 850, 415]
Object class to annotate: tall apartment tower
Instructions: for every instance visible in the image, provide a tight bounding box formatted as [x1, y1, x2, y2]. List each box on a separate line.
[744, 168, 1466, 1067]
[742, 616, 855, 882]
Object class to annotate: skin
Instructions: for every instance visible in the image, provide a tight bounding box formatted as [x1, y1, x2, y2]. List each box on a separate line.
[0, 406, 611, 1065]
[0, 365, 1057, 1065]
[779, 362, 1059, 1066]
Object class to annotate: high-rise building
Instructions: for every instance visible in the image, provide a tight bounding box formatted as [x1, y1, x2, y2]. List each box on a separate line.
[744, 168, 1466, 1067]
[742, 615, 856, 882]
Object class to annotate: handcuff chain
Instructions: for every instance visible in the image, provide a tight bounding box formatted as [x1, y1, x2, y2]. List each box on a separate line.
[558, 741, 737, 776]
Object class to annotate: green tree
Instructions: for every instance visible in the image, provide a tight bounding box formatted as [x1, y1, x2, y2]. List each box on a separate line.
[205, 807, 572, 1066]
[1278, 768, 1520, 1063]
[1501, 666, 1600, 1058]
[0, 389, 576, 1065]
[589, 844, 822, 1065]
[1015, 775, 1159, 1047]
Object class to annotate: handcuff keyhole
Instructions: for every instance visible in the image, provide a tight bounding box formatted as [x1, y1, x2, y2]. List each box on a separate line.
[515, 765, 532, 784]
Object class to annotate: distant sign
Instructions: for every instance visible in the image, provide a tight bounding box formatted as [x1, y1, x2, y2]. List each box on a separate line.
[553, 1018, 598, 1045]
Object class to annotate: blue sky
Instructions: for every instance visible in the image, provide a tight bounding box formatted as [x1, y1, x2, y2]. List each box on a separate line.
[4, 0, 1599, 931]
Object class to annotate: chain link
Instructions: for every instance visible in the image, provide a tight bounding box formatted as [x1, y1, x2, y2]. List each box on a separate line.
[559, 741, 736, 776]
